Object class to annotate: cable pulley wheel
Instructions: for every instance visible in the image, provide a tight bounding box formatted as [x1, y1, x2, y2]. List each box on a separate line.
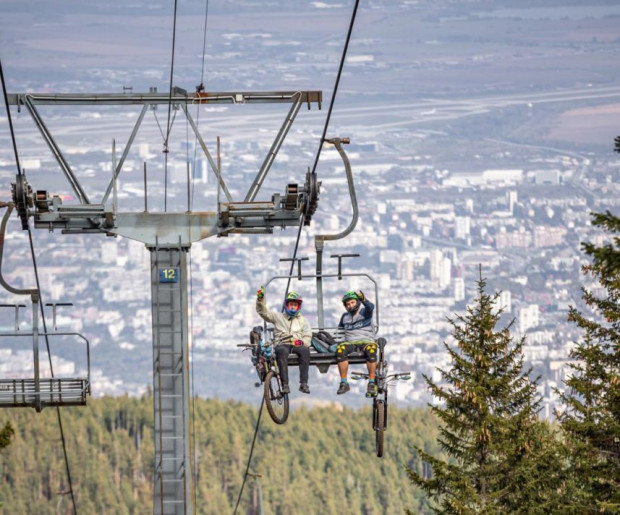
[11, 175, 32, 230]
[303, 170, 320, 226]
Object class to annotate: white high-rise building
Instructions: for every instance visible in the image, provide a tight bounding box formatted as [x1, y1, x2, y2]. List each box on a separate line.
[519, 304, 539, 333]
[194, 158, 208, 184]
[430, 249, 443, 281]
[139, 143, 152, 160]
[455, 216, 471, 240]
[465, 198, 474, 213]
[101, 241, 118, 265]
[454, 277, 465, 302]
[498, 290, 512, 313]
[439, 257, 451, 289]
[508, 190, 518, 212]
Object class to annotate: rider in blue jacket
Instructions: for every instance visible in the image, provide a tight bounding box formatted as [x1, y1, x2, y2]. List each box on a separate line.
[335, 290, 378, 396]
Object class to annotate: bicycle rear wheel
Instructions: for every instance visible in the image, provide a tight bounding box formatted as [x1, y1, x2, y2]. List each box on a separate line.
[264, 370, 289, 424]
[375, 400, 385, 457]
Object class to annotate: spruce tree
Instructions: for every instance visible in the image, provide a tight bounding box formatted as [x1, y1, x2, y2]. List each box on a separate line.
[407, 270, 565, 514]
[558, 210, 620, 513]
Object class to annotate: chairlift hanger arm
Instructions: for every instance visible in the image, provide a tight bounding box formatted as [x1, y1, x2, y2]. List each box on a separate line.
[0, 203, 39, 299]
[315, 137, 357, 245]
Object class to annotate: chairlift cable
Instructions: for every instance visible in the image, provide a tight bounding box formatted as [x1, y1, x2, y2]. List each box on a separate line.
[0, 59, 22, 176]
[27, 232, 78, 515]
[191, 0, 212, 211]
[285, 0, 360, 295]
[198, 0, 210, 92]
[310, 0, 360, 176]
[233, 397, 265, 515]
[188, 251, 198, 514]
[164, 0, 180, 212]
[1, 56, 78, 514]
[152, 110, 167, 144]
[187, 1, 212, 499]
[235, 2, 362, 508]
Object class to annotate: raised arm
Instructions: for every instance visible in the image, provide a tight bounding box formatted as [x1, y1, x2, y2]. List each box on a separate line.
[357, 290, 374, 319]
[360, 298, 375, 319]
[255, 287, 278, 324]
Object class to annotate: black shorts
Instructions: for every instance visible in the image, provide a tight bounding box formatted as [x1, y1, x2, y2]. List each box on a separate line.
[335, 341, 378, 363]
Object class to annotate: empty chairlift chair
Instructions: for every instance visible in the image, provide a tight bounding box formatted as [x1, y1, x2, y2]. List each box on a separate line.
[0, 302, 91, 412]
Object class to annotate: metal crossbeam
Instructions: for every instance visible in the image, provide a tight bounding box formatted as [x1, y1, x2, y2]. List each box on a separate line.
[6, 90, 322, 107]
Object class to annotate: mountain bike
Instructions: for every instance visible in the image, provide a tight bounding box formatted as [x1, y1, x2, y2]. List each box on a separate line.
[238, 326, 289, 424]
[351, 338, 411, 457]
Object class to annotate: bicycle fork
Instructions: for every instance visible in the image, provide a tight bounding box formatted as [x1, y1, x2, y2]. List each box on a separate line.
[373, 397, 388, 431]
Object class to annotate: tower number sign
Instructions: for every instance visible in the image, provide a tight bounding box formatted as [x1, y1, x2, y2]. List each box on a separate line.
[159, 267, 179, 283]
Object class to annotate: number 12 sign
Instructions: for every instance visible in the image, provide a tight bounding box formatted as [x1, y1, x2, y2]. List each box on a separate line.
[159, 268, 179, 283]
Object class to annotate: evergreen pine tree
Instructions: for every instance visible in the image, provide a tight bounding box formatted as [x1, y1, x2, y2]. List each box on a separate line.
[557, 210, 620, 512]
[406, 270, 565, 514]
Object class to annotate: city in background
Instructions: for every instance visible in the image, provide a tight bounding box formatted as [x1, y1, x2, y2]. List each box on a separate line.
[0, 0, 619, 413]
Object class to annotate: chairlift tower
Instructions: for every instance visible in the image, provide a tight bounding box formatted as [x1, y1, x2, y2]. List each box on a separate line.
[6, 88, 321, 514]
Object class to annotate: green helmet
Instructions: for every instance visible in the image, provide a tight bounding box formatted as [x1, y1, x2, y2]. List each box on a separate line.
[284, 291, 303, 316]
[286, 291, 303, 304]
[342, 290, 359, 305]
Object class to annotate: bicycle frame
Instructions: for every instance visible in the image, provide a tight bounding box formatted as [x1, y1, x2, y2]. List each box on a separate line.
[239, 334, 289, 425]
[351, 344, 411, 457]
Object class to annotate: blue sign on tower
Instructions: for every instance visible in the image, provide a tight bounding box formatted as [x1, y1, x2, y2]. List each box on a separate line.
[159, 267, 179, 283]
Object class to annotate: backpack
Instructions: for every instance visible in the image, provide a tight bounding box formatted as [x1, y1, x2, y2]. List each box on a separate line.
[311, 331, 338, 353]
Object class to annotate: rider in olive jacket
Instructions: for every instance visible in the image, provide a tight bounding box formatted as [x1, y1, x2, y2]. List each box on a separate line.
[256, 287, 312, 394]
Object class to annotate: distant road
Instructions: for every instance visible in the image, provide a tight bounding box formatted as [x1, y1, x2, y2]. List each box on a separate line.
[328, 85, 620, 130]
[166, 84, 620, 134]
[6, 85, 620, 160]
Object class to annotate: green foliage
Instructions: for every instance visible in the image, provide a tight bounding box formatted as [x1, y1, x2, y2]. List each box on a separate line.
[407, 270, 568, 514]
[0, 421, 14, 450]
[558, 210, 620, 513]
[0, 395, 442, 514]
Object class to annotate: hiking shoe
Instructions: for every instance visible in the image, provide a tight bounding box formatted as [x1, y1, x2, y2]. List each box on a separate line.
[299, 383, 310, 394]
[366, 381, 378, 398]
[280, 383, 290, 394]
[337, 382, 351, 395]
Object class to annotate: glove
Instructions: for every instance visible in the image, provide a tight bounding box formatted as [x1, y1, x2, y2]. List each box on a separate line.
[356, 290, 365, 302]
[256, 286, 265, 300]
[294, 339, 304, 346]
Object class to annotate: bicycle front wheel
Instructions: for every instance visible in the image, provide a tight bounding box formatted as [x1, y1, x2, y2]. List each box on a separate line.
[375, 400, 385, 458]
[264, 370, 289, 424]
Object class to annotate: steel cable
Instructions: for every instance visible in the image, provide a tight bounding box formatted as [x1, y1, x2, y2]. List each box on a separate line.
[233, 1, 361, 510]
[233, 397, 265, 515]
[1, 57, 78, 514]
[164, 0, 179, 212]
